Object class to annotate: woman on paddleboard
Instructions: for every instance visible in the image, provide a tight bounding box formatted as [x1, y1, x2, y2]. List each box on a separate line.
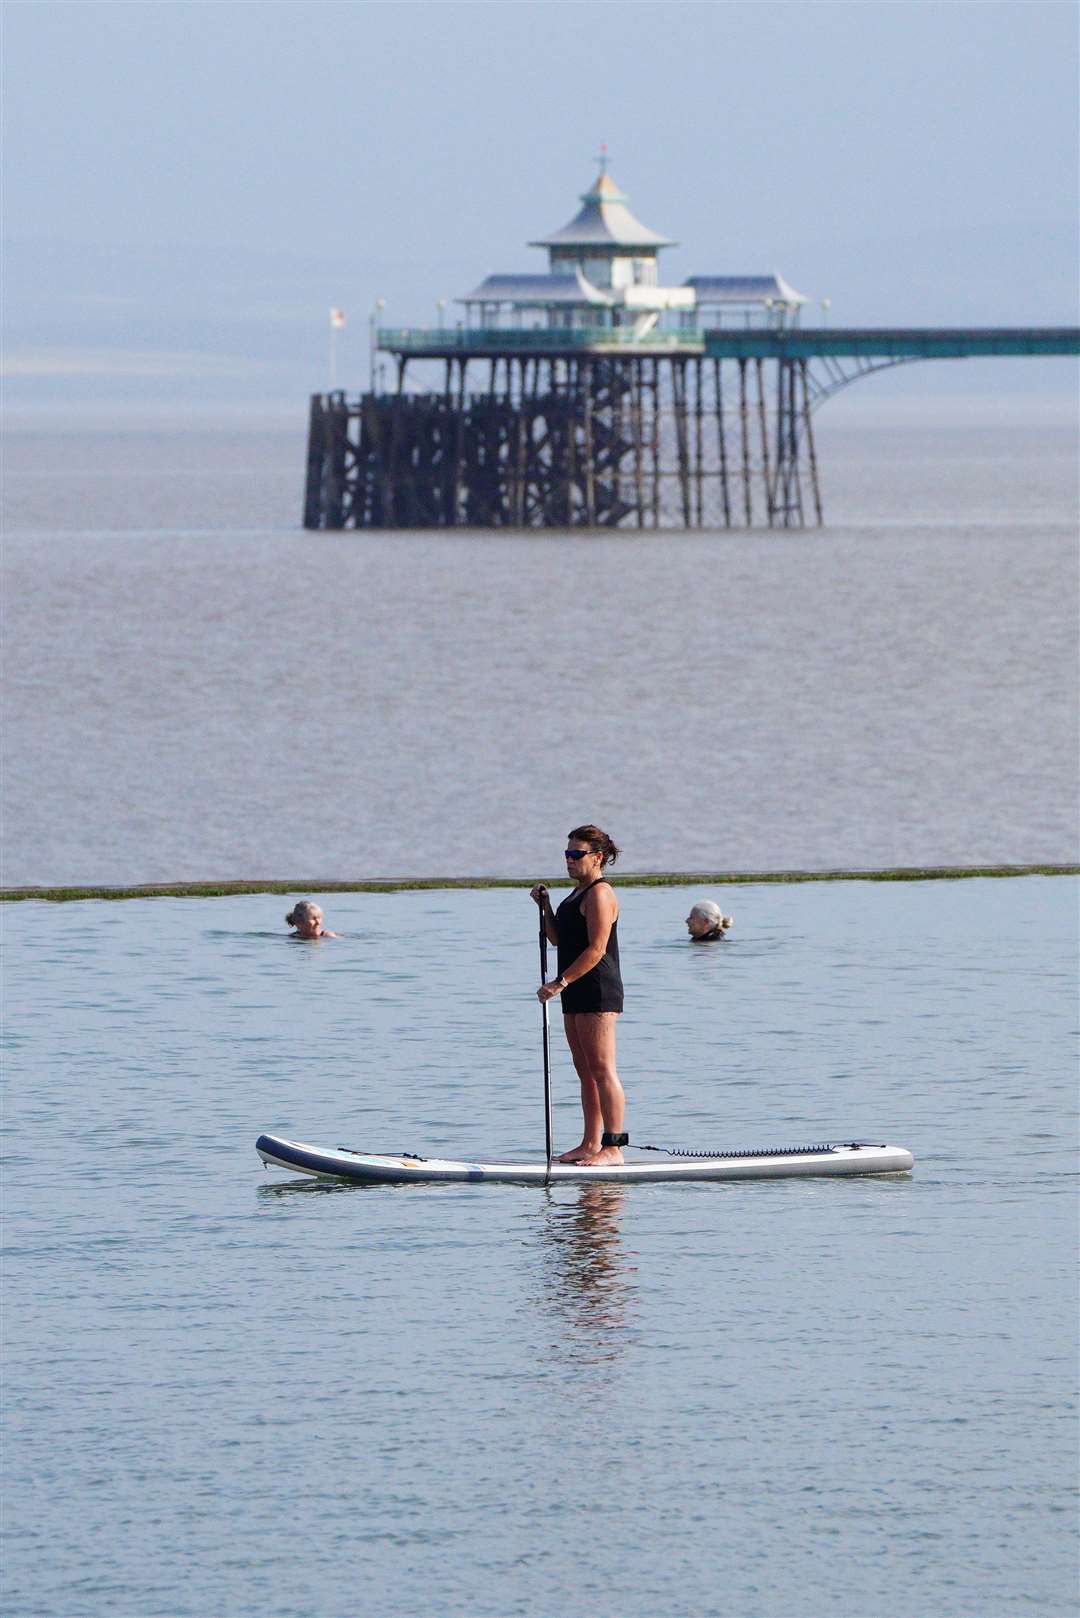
[531, 825, 626, 1166]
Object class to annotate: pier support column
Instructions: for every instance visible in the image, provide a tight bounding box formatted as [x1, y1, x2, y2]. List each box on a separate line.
[738, 360, 752, 525]
[303, 394, 327, 529]
[801, 360, 824, 526]
[301, 350, 829, 532]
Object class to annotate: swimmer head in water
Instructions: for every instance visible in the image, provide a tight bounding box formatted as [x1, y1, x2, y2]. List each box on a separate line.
[285, 901, 338, 939]
[686, 901, 733, 940]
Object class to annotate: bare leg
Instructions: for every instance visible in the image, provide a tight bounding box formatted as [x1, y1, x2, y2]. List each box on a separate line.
[557, 1014, 605, 1161]
[563, 1013, 625, 1165]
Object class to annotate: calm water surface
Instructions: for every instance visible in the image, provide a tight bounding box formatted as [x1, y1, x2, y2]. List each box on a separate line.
[3, 877, 1076, 1616]
[2, 422, 1077, 885]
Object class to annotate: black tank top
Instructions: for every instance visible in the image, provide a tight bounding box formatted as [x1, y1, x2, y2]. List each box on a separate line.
[555, 880, 624, 1013]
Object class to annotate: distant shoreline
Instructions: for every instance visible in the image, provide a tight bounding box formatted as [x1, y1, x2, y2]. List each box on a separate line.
[3, 865, 1075, 902]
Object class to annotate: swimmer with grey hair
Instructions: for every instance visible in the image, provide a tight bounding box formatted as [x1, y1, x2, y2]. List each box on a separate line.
[685, 901, 733, 941]
[285, 901, 339, 939]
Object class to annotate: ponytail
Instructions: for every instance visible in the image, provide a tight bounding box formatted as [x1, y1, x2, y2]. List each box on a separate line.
[568, 824, 621, 868]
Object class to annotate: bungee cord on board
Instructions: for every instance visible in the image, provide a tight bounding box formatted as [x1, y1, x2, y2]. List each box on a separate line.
[633, 1140, 887, 1159]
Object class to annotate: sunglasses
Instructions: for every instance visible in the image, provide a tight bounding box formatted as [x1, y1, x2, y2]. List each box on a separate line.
[564, 848, 592, 860]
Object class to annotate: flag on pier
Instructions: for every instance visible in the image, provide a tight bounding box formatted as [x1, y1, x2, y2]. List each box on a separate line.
[330, 307, 346, 329]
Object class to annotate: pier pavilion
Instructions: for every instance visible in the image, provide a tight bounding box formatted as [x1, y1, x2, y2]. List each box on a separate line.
[457, 156, 808, 339]
[304, 160, 1079, 530]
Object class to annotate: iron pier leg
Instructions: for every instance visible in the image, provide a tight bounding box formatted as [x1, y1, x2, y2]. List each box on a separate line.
[583, 360, 596, 526]
[800, 360, 824, 525]
[714, 359, 731, 528]
[787, 360, 805, 527]
[738, 359, 752, 526]
[632, 360, 645, 527]
[324, 391, 348, 529]
[451, 358, 467, 526]
[303, 393, 327, 530]
[693, 358, 704, 527]
[565, 361, 577, 526]
[515, 360, 527, 526]
[756, 359, 774, 526]
[651, 359, 661, 528]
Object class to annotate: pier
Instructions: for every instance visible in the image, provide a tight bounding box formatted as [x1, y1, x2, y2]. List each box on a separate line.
[304, 162, 1079, 531]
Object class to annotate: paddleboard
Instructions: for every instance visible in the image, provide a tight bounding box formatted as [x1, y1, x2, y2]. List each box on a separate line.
[256, 1133, 914, 1185]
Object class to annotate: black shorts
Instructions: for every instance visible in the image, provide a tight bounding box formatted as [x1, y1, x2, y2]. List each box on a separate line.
[561, 984, 623, 1015]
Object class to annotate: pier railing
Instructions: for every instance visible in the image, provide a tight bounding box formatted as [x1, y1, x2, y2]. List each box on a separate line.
[378, 325, 1080, 360]
[378, 326, 705, 354]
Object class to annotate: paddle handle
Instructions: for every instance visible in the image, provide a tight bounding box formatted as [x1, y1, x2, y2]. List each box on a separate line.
[534, 887, 553, 1168]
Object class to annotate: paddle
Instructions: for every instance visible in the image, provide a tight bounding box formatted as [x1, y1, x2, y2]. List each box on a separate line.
[533, 885, 554, 1170]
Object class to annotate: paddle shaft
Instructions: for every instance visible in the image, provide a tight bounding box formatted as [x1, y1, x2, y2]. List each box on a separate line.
[536, 890, 553, 1167]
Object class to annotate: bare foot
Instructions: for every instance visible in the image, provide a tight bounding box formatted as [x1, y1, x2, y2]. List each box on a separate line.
[557, 1142, 600, 1163]
[573, 1146, 624, 1167]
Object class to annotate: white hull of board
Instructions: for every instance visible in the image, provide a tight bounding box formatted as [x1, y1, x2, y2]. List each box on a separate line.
[255, 1133, 914, 1185]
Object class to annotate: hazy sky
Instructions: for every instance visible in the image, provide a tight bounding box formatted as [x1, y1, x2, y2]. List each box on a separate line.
[3, 0, 1077, 416]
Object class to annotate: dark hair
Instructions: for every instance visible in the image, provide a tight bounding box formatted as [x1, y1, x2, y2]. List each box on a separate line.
[569, 824, 621, 868]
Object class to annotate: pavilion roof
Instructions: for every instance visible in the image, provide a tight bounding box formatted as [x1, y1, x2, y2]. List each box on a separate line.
[685, 273, 809, 306]
[530, 167, 675, 252]
[459, 271, 614, 308]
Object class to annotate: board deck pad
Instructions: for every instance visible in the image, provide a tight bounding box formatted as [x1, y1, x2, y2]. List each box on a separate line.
[256, 1133, 914, 1185]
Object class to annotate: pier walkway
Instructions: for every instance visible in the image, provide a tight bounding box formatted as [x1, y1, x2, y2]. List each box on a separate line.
[378, 325, 1080, 360]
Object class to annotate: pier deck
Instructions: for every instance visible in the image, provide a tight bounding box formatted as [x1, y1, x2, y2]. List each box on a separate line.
[378, 325, 1080, 360]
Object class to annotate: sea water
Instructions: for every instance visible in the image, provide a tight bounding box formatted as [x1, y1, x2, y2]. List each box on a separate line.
[2, 876, 1077, 1617]
[2, 418, 1077, 886]
[2, 413, 1078, 1615]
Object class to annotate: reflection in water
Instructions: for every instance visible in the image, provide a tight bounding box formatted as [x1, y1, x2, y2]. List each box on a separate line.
[533, 1185, 638, 1365]
[256, 1177, 368, 1199]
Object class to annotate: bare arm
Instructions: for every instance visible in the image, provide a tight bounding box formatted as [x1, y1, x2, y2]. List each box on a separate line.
[530, 884, 559, 947]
